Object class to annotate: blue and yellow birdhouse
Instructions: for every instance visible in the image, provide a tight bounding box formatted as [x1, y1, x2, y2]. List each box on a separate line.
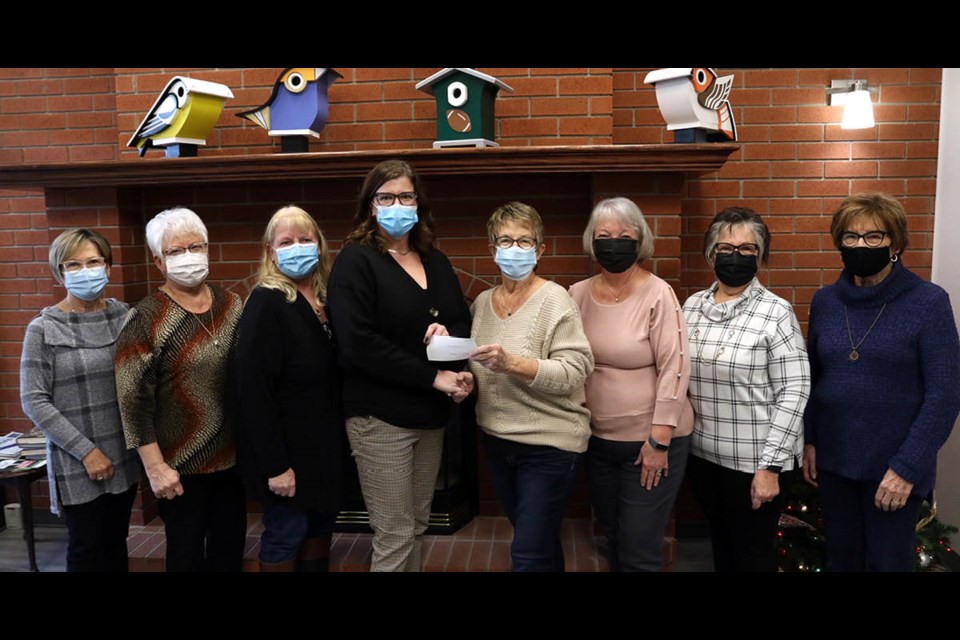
[238, 67, 342, 153]
[644, 68, 738, 143]
[127, 77, 234, 158]
[415, 68, 514, 148]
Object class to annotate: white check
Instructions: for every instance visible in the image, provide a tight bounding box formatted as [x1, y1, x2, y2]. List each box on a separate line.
[426, 335, 477, 361]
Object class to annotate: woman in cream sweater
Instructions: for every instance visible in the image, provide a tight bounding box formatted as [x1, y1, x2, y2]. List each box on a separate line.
[469, 202, 594, 572]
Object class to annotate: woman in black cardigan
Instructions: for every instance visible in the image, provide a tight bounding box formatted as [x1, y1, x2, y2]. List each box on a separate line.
[236, 205, 343, 572]
[327, 159, 473, 572]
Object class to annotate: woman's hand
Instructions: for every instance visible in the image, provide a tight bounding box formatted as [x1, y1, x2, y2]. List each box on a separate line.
[469, 344, 516, 373]
[81, 447, 114, 482]
[450, 371, 474, 403]
[875, 468, 914, 512]
[268, 468, 296, 498]
[423, 323, 449, 345]
[750, 470, 780, 510]
[802, 444, 818, 487]
[145, 461, 183, 501]
[433, 370, 464, 395]
[636, 442, 668, 491]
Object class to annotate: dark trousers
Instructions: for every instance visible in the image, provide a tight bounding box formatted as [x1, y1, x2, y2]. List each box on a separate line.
[484, 434, 582, 572]
[62, 483, 138, 572]
[259, 498, 336, 563]
[818, 469, 922, 572]
[687, 454, 797, 572]
[586, 435, 691, 572]
[157, 468, 247, 572]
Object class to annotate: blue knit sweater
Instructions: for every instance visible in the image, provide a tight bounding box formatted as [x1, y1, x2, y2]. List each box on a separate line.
[804, 262, 960, 497]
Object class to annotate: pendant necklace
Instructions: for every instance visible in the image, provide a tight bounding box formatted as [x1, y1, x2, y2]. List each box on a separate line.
[192, 309, 220, 349]
[844, 303, 886, 362]
[601, 265, 636, 303]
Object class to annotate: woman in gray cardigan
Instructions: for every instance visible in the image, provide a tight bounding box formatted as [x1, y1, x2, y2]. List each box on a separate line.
[19, 228, 141, 572]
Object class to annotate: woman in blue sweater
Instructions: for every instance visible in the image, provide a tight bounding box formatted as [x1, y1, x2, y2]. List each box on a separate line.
[803, 193, 960, 572]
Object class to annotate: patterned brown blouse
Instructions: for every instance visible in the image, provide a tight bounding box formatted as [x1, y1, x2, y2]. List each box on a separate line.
[115, 285, 242, 475]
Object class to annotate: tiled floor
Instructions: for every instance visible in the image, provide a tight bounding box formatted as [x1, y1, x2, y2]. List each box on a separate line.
[0, 515, 716, 572]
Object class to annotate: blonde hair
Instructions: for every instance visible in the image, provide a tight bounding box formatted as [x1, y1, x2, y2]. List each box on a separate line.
[256, 206, 331, 304]
[48, 228, 112, 284]
[487, 201, 544, 245]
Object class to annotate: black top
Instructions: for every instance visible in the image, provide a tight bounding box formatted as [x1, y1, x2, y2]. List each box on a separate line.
[327, 243, 472, 429]
[235, 286, 343, 512]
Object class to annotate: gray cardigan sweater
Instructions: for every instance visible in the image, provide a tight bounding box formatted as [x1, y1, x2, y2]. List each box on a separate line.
[19, 299, 141, 514]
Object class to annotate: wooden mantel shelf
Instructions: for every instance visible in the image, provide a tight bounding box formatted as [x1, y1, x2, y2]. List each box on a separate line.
[0, 144, 739, 190]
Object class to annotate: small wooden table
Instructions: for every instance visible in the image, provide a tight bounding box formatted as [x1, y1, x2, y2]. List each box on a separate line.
[0, 466, 46, 572]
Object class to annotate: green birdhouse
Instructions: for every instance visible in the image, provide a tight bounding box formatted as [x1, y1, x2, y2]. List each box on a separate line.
[416, 68, 514, 148]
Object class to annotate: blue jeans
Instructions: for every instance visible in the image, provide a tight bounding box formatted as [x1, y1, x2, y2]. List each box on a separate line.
[484, 434, 582, 572]
[260, 500, 337, 563]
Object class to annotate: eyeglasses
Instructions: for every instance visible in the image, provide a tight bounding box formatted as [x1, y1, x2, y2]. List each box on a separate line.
[493, 236, 537, 250]
[61, 257, 107, 273]
[373, 192, 418, 207]
[714, 242, 760, 257]
[841, 231, 888, 248]
[163, 242, 209, 258]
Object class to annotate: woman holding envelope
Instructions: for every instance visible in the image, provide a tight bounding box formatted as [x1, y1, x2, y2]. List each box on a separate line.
[326, 159, 473, 572]
[468, 202, 594, 572]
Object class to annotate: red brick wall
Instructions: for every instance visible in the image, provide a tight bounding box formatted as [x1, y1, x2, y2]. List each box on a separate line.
[0, 68, 944, 518]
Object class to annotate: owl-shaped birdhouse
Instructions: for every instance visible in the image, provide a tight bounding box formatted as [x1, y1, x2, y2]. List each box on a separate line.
[415, 68, 514, 148]
[127, 77, 234, 158]
[237, 67, 342, 153]
[644, 68, 738, 143]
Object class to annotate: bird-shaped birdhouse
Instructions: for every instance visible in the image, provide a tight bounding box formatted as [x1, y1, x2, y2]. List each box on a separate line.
[644, 68, 737, 143]
[416, 68, 514, 148]
[127, 77, 234, 158]
[237, 68, 342, 153]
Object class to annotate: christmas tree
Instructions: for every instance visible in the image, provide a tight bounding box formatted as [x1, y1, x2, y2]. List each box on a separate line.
[777, 479, 958, 572]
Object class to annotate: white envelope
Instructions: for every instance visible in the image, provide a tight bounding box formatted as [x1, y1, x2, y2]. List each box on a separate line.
[426, 335, 477, 361]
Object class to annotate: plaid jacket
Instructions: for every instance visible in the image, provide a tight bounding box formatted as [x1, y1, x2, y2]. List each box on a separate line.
[20, 299, 142, 514]
[682, 279, 810, 473]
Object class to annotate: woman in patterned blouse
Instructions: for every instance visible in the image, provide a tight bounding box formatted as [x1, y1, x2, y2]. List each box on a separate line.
[115, 207, 246, 572]
[682, 207, 810, 572]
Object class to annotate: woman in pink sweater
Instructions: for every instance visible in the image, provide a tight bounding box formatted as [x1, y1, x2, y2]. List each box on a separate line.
[570, 197, 694, 572]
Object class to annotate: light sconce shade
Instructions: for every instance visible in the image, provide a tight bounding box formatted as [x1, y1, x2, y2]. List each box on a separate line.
[827, 79, 877, 130]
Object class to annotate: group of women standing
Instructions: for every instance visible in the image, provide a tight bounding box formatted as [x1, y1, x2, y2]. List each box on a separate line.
[18, 157, 960, 573]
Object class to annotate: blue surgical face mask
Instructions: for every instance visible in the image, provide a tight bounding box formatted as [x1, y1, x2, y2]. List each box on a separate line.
[275, 242, 319, 280]
[64, 266, 108, 301]
[495, 246, 538, 281]
[375, 204, 418, 239]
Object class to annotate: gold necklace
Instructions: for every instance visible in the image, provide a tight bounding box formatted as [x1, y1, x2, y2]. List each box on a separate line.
[388, 248, 412, 256]
[191, 309, 220, 348]
[600, 265, 637, 303]
[844, 303, 886, 362]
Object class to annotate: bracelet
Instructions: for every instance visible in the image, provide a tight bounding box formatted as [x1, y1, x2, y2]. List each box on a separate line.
[647, 435, 670, 451]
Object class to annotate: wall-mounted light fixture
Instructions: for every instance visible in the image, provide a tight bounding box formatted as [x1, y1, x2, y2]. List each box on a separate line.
[827, 79, 877, 129]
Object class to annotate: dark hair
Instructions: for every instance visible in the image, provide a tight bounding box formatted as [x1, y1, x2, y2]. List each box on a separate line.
[344, 159, 435, 254]
[703, 206, 772, 265]
[830, 193, 909, 254]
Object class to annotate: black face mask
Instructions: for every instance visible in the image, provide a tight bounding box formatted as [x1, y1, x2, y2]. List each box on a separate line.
[593, 238, 638, 274]
[840, 246, 893, 278]
[714, 252, 758, 287]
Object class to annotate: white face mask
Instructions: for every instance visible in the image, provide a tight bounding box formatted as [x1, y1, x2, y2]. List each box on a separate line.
[165, 252, 209, 287]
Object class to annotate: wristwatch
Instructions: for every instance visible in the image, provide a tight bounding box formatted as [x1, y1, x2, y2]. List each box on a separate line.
[759, 465, 782, 474]
[647, 435, 670, 451]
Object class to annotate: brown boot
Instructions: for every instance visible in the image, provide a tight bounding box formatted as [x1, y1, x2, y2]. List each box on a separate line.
[297, 535, 331, 572]
[258, 558, 297, 572]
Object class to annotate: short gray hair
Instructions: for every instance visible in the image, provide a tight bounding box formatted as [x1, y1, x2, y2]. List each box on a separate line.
[703, 207, 771, 265]
[582, 197, 654, 263]
[48, 228, 112, 284]
[145, 207, 208, 258]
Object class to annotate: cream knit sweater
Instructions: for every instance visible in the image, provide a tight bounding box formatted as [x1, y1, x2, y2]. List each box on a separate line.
[470, 281, 594, 453]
